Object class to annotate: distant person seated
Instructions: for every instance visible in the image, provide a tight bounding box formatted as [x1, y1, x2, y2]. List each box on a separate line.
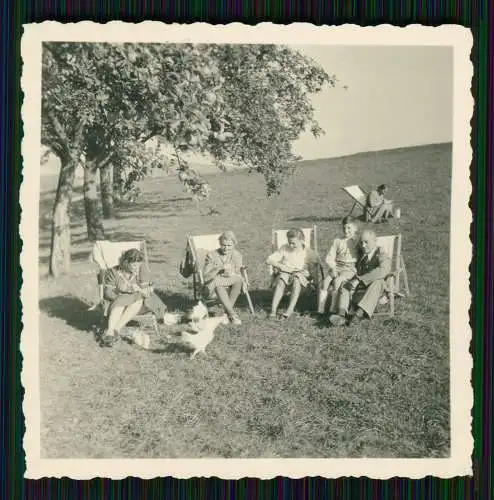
[100, 248, 167, 347]
[318, 216, 359, 314]
[267, 228, 322, 319]
[366, 184, 393, 223]
[329, 229, 391, 326]
[202, 231, 244, 326]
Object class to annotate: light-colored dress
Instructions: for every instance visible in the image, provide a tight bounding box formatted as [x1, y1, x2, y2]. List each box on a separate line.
[203, 249, 243, 295]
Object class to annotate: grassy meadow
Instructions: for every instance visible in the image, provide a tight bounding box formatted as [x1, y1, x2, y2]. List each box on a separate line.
[38, 143, 451, 458]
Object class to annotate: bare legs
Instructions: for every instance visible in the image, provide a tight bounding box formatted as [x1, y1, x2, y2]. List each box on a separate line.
[270, 278, 302, 318]
[213, 277, 243, 325]
[371, 202, 393, 222]
[318, 275, 334, 313]
[102, 298, 144, 346]
[215, 279, 242, 317]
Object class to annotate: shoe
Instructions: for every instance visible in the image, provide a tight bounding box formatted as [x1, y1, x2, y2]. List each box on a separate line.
[347, 308, 365, 325]
[346, 313, 362, 326]
[329, 314, 346, 326]
[100, 331, 118, 347]
[281, 310, 294, 319]
[268, 312, 277, 319]
[378, 294, 389, 305]
[229, 314, 242, 326]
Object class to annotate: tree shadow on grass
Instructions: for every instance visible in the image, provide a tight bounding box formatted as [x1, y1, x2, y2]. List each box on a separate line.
[39, 295, 101, 332]
[287, 215, 347, 223]
[154, 290, 196, 313]
[114, 197, 193, 221]
[38, 249, 92, 266]
[247, 288, 319, 316]
[149, 339, 189, 355]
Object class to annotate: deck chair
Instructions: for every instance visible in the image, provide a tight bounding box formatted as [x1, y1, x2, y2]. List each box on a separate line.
[89, 239, 160, 334]
[374, 234, 410, 317]
[268, 225, 324, 305]
[186, 233, 255, 314]
[342, 185, 372, 221]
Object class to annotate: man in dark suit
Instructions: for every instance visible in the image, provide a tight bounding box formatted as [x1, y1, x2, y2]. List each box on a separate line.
[329, 229, 391, 326]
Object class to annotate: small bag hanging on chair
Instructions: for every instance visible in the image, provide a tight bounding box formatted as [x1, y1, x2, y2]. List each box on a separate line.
[179, 244, 194, 279]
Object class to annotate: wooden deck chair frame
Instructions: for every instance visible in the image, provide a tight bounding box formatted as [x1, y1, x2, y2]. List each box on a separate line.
[89, 239, 160, 334]
[268, 225, 324, 303]
[186, 233, 255, 314]
[374, 234, 410, 317]
[341, 185, 373, 221]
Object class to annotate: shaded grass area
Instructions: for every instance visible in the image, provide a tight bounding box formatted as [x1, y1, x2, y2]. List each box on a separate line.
[38, 143, 451, 458]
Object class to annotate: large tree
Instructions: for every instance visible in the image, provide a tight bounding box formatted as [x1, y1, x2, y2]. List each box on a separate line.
[42, 43, 106, 276]
[41, 42, 333, 276]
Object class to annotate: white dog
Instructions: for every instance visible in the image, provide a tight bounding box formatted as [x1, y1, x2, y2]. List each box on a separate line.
[180, 301, 229, 359]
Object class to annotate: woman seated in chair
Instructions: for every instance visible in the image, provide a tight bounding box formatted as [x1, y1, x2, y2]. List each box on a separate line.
[203, 231, 244, 326]
[100, 248, 167, 347]
[266, 228, 321, 319]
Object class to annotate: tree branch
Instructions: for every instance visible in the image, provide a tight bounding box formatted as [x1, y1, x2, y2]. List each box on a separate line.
[139, 128, 162, 144]
[47, 110, 69, 147]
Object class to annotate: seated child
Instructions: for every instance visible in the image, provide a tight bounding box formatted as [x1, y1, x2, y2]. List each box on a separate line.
[266, 228, 317, 319]
[202, 231, 244, 326]
[318, 216, 359, 314]
[100, 248, 167, 347]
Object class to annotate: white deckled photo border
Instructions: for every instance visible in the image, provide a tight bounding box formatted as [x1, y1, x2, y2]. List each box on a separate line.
[20, 22, 473, 479]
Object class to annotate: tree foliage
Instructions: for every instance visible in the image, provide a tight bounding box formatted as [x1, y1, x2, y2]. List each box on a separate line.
[41, 42, 333, 274]
[42, 42, 333, 199]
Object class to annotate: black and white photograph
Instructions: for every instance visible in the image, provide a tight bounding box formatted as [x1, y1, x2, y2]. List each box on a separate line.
[21, 23, 472, 479]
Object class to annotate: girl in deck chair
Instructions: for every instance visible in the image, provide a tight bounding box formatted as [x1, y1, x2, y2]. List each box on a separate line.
[267, 228, 319, 319]
[100, 249, 167, 347]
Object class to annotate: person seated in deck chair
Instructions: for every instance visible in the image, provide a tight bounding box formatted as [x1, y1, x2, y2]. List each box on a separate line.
[318, 216, 359, 315]
[100, 248, 167, 347]
[329, 229, 391, 326]
[366, 184, 393, 223]
[202, 231, 244, 326]
[266, 228, 322, 319]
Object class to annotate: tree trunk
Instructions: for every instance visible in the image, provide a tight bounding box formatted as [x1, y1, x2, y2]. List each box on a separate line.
[83, 164, 105, 241]
[49, 154, 77, 277]
[100, 163, 114, 218]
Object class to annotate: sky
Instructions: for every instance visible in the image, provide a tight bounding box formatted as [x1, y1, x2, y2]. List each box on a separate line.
[292, 45, 453, 159]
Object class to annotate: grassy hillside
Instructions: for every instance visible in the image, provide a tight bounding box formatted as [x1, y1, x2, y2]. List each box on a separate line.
[38, 143, 451, 458]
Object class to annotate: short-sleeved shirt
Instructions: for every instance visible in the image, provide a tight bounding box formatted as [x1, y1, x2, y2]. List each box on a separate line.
[268, 244, 307, 271]
[103, 264, 151, 300]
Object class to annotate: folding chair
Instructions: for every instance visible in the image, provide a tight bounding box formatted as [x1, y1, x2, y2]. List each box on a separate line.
[341, 185, 372, 221]
[374, 234, 410, 317]
[185, 233, 255, 314]
[89, 240, 160, 334]
[268, 225, 324, 305]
